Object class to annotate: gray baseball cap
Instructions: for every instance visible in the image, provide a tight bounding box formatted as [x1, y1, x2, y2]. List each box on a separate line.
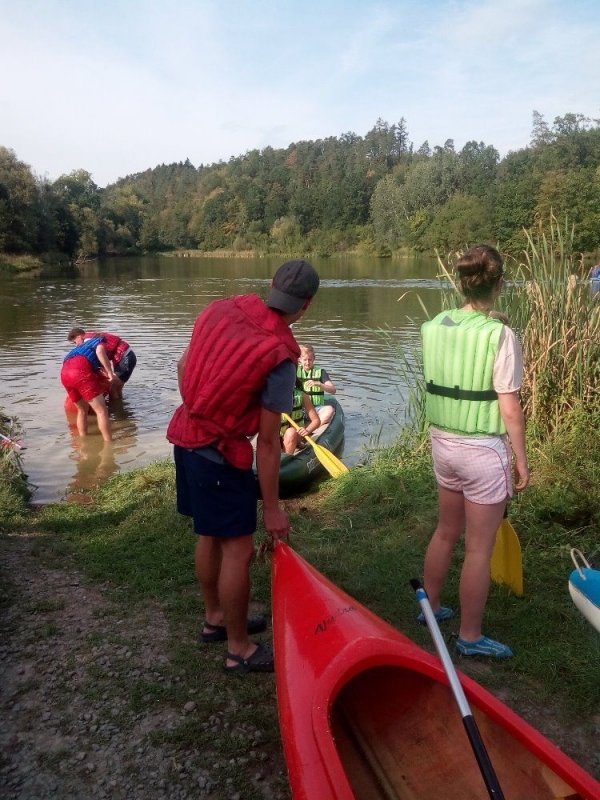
[267, 260, 320, 314]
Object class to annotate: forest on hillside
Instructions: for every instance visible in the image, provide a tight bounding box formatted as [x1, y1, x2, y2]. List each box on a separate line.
[1, 111, 599, 263]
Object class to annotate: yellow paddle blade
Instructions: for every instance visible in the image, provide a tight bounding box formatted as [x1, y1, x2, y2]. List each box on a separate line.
[491, 518, 523, 596]
[282, 413, 349, 478]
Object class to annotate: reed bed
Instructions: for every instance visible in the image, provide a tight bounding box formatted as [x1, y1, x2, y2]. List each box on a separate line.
[509, 218, 600, 437]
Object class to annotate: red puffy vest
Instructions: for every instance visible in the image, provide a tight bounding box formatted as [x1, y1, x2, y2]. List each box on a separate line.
[166, 294, 300, 469]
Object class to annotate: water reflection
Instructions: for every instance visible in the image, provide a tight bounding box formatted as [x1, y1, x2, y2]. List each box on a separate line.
[64, 398, 139, 501]
[66, 438, 118, 502]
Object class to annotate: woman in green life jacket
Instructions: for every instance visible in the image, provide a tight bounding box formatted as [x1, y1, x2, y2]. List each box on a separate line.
[419, 244, 530, 659]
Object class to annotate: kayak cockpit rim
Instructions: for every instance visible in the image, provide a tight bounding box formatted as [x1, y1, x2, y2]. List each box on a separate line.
[311, 640, 584, 800]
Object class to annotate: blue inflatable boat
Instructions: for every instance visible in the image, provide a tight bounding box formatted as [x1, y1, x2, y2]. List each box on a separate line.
[568, 548, 600, 633]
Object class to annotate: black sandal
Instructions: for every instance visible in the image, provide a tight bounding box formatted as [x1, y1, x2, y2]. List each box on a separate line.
[223, 642, 274, 674]
[200, 615, 267, 643]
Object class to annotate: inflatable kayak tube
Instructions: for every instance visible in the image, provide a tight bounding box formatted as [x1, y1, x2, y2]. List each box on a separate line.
[569, 548, 600, 634]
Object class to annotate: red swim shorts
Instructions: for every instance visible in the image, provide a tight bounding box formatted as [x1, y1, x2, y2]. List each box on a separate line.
[61, 355, 110, 403]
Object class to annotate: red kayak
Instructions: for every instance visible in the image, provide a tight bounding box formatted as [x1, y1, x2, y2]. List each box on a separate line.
[272, 543, 600, 799]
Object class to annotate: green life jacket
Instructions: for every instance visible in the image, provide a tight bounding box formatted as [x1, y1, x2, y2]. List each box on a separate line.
[421, 309, 506, 435]
[297, 365, 324, 405]
[280, 389, 305, 436]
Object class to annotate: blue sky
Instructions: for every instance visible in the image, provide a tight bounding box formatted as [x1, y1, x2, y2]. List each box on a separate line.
[1, 0, 599, 187]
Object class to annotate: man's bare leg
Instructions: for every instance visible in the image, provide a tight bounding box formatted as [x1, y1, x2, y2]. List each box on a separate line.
[89, 394, 112, 441]
[218, 535, 257, 665]
[316, 405, 334, 424]
[74, 399, 90, 436]
[195, 536, 223, 629]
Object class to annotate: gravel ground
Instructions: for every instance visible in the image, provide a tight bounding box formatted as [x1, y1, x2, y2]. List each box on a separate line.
[0, 532, 289, 800]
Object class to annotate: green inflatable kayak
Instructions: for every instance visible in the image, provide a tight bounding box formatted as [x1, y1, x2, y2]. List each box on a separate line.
[253, 397, 346, 495]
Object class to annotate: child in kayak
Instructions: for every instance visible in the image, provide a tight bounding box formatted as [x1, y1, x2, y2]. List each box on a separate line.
[296, 344, 336, 425]
[280, 379, 321, 454]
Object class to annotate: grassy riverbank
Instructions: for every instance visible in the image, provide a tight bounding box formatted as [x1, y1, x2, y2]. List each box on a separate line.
[160, 246, 411, 259]
[0, 252, 72, 276]
[0, 416, 30, 528]
[1, 412, 599, 794]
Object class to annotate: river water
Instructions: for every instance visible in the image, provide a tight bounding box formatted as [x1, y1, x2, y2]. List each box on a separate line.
[0, 254, 442, 504]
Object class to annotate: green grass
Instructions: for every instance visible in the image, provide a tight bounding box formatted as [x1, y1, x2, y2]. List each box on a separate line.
[0, 423, 598, 790]
[0, 413, 30, 530]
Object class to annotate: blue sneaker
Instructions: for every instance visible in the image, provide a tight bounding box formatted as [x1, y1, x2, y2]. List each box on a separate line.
[455, 635, 513, 659]
[416, 606, 455, 625]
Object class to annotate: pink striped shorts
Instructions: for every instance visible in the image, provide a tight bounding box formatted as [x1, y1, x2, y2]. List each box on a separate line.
[430, 433, 513, 505]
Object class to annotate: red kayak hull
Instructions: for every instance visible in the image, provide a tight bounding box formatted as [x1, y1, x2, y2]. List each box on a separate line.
[272, 543, 599, 799]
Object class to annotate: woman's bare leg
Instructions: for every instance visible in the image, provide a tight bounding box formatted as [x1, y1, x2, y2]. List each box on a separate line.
[423, 487, 465, 610]
[458, 498, 506, 641]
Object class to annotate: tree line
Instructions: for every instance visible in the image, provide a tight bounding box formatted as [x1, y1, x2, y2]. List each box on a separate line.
[1, 111, 599, 262]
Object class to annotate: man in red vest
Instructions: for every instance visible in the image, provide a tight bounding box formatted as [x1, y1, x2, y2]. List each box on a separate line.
[167, 260, 320, 675]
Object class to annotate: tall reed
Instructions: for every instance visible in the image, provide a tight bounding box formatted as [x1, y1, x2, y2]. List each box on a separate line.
[509, 217, 600, 437]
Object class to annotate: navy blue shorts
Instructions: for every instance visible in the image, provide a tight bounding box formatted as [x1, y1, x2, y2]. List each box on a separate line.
[173, 446, 258, 537]
[115, 349, 137, 382]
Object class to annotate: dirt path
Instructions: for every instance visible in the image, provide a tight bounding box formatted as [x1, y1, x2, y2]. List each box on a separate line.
[0, 532, 289, 800]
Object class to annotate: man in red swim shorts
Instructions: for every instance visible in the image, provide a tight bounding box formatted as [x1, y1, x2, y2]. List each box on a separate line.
[61, 334, 117, 441]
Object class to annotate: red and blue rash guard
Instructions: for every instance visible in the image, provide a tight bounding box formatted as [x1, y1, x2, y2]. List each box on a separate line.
[63, 336, 106, 370]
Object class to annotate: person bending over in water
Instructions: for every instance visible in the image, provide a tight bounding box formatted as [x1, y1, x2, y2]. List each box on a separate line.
[61, 334, 117, 441]
[67, 328, 136, 399]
